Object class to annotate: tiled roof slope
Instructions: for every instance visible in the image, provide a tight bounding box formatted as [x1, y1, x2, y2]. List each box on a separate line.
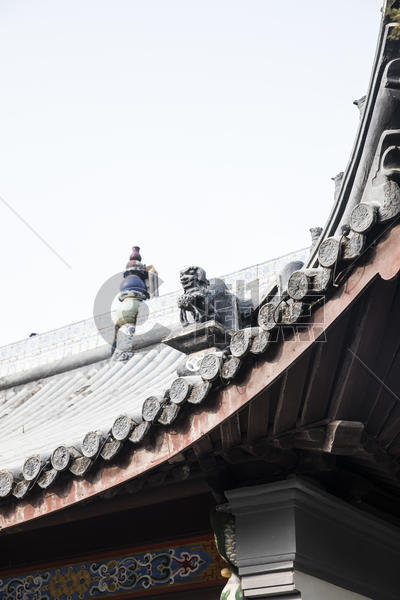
[0, 249, 307, 499]
[0, 345, 181, 473]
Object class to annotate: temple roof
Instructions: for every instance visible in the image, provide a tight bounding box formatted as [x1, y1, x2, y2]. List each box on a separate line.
[0, 249, 307, 497]
[1, 4, 400, 529]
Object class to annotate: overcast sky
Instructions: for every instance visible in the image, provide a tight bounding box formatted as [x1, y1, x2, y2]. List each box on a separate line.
[0, 1, 382, 346]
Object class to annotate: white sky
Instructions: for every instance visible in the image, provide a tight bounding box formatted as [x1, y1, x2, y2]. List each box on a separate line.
[0, 1, 382, 346]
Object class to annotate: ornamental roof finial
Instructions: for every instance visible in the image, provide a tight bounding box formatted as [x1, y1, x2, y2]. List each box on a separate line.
[113, 245, 159, 359]
[126, 246, 142, 268]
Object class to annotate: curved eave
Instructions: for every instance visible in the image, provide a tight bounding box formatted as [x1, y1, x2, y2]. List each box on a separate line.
[1, 223, 399, 532]
[307, 18, 400, 268]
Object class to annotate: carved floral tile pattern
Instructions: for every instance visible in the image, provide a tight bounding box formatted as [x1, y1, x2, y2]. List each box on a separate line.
[0, 536, 224, 600]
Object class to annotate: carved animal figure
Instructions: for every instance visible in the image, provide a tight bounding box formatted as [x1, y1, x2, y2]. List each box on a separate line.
[178, 266, 213, 326]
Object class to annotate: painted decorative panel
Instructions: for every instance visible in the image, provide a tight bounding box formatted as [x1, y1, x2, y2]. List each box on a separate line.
[0, 535, 224, 600]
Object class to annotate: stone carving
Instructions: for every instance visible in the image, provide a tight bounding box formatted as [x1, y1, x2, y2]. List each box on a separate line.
[350, 202, 377, 233]
[230, 329, 252, 358]
[112, 414, 135, 441]
[379, 178, 400, 221]
[142, 396, 164, 422]
[170, 377, 191, 404]
[164, 266, 239, 353]
[200, 353, 222, 381]
[318, 237, 341, 268]
[81, 431, 102, 458]
[51, 446, 80, 471]
[51, 446, 70, 471]
[170, 376, 204, 405]
[318, 228, 365, 270]
[258, 302, 278, 332]
[358, 130, 400, 226]
[288, 268, 331, 298]
[287, 271, 309, 300]
[229, 327, 270, 358]
[23, 455, 42, 481]
[278, 260, 305, 295]
[176, 266, 239, 332]
[178, 266, 214, 326]
[0, 469, 13, 498]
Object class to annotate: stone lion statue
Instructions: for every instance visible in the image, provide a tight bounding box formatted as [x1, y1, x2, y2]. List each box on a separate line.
[178, 266, 214, 326]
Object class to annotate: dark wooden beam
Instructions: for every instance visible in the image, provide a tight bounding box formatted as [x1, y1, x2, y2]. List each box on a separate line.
[324, 420, 364, 455]
[299, 310, 351, 427]
[273, 351, 311, 434]
[374, 353, 400, 450]
[2, 477, 211, 536]
[246, 388, 271, 443]
[329, 277, 398, 421]
[220, 413, 241, 449]
[192, 435, 217, 472]
[363, 276, 400, 427]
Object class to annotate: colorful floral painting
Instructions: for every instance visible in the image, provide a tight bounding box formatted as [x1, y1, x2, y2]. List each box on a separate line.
[0, 535, 223, 600]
